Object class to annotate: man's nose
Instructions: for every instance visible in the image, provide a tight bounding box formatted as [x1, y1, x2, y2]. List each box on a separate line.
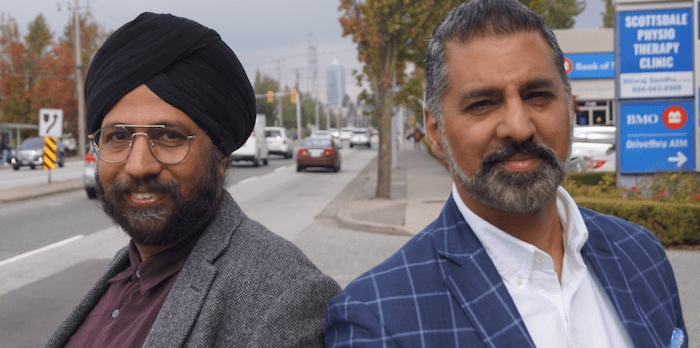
[124, 134, 161, 178]
[496, 97, 536, 143]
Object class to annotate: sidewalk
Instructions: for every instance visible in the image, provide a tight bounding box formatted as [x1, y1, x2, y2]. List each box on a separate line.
[333, 142, 453, 236]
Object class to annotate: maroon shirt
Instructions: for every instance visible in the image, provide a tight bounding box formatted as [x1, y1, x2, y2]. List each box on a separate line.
[65, 236, 199, 348]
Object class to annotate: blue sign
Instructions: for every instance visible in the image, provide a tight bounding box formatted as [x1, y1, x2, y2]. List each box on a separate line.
[617, 8, 694, 98]
[619, 100, 695, 173]
[564, 53, 614, 79]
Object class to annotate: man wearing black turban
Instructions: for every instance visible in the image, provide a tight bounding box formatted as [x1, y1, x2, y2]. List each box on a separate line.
[45, 13, 340, 348]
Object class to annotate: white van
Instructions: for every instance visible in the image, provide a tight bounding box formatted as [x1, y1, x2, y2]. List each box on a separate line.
[230, 114, 269, 167]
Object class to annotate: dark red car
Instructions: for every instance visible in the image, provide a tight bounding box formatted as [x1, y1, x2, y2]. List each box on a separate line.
[296, 136, 341, 172]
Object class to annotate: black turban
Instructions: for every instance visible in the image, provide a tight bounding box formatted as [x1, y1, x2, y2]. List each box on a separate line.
[85, 12, 256, 156]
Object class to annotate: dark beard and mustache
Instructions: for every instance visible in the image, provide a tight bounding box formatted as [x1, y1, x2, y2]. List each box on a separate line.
[444, 136, 568, 214]
[96, 154, 225, 246]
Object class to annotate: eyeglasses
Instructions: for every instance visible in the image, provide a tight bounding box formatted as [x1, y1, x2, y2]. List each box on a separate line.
[89, 124, 206, 164]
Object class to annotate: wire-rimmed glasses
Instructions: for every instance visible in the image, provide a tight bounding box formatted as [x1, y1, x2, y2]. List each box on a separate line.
[89, 124, 206, 164]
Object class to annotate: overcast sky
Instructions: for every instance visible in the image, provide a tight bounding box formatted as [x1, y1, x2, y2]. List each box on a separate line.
[4, 0, 604, 103]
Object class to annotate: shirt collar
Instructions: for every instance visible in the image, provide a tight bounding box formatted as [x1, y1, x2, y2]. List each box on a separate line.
[108, 233, 202, 295]
[451, 183, 590, 288]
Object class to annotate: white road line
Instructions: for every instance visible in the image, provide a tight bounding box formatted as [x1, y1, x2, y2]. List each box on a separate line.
[274, 166, 289, 172]
[239, 176, 258, 185]
[0, 235, 85, 267]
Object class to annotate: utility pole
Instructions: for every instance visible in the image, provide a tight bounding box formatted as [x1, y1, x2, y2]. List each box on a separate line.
[74, 0, 86, 158]
[275, 59, 283, 126]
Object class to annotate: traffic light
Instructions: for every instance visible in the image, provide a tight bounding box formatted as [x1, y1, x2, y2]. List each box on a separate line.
[266, 90, 274, 103]
[290, 89, 297, 104]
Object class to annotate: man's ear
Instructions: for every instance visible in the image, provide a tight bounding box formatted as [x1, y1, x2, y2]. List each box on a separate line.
[424, 107, 446, 160]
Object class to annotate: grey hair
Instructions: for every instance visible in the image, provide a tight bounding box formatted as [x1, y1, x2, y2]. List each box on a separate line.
[425, 0, 572, 127]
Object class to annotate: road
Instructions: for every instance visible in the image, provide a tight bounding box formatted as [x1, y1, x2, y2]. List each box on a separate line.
[0, 152, 296, 262]
[0, 139, 411, 348]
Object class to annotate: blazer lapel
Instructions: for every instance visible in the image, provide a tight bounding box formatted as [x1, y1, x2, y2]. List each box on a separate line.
[434, 196, 536, 348]
[143, 193, 241, 348]
[581, 214, 647, 348]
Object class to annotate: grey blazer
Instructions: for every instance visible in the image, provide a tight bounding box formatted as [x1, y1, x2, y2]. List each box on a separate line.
[45, 191, 342, 348]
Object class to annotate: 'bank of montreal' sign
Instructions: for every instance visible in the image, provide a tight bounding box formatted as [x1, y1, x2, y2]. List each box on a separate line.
[619, 100, 694, 173]
[617, 8, 694, 99]
[564, 53, 615, 79]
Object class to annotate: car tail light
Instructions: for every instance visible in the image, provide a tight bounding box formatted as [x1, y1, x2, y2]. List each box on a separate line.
[85, 153, 96, 163]
[587, 160, 606, 169]
[324, 148, 336, 155]
[298, 148, 308, 155]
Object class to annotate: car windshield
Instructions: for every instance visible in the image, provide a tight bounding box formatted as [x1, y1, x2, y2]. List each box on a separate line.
[302, 138, 332, 149]
[18, 138, 45, 149]
[265, 130, 281, 137]
[352, 129, 368, 134]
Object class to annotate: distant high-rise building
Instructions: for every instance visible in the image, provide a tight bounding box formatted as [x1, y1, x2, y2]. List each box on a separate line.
[326, 59, 345, 107]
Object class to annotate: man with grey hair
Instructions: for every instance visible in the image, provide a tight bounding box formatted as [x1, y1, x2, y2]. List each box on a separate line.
[325, 1, 686, 347]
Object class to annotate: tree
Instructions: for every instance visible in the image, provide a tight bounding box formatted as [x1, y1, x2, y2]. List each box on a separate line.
[521, 0, 585, 29]
[0, 10, 106, 142]
[603, 0, 614, 28]
[339, 0, 461, 199]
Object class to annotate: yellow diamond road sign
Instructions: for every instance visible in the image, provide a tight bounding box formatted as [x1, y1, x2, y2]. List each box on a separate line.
[43, 137, 57, 170]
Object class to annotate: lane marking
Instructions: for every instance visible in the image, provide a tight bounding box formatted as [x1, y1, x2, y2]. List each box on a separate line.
[0, 235, 84, 267]
[239, 177, 258, 185]
[274, 165, 289, 172]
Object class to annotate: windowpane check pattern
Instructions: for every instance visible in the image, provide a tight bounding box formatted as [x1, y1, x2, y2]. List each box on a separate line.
[89, 124, 205, 164]
[324, 195, 686, 348]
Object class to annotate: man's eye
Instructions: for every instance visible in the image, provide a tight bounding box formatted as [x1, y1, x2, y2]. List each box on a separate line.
[153, 129, 188, 146]
[106, 130, 130, 142]
[466, 100, 496, 112]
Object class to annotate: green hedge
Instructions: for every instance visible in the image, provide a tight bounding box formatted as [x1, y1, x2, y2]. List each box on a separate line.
[576, 198, 700, 246]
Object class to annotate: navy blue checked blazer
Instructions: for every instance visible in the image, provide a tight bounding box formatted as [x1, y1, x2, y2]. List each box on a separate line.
[325, 195, 687, 348]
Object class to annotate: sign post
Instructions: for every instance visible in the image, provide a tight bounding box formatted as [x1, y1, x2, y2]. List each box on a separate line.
[614, 1, 696, 190]
[38, 109, 63, 183]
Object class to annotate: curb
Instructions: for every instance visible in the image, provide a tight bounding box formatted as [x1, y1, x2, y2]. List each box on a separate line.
[336, 199, 413, 236]
[0, 179, 84, 204]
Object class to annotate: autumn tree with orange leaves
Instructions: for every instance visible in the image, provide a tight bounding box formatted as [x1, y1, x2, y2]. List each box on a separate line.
[0, 11, 106, 145]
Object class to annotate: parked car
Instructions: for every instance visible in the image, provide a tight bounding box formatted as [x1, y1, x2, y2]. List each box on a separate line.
[296, 136, 341, 172]
[349, 128, 371, 148]
[230, 115, 269, 167]
[264, 127, 294, 158]
[84, 148, 98, 199]
[11, 137, 65, 170]
[569, 126, 616, 172]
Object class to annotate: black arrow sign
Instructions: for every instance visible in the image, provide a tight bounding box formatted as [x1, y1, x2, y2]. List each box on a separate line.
[44, 112, 58, 135]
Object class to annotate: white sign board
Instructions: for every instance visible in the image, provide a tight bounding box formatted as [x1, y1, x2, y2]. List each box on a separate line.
[39, 108, 63, 137]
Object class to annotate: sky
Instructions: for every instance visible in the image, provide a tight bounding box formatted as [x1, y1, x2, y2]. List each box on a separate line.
[3, 0, 604, 104]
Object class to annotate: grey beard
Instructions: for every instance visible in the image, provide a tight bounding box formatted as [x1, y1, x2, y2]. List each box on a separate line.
[443, 134, 567, 214]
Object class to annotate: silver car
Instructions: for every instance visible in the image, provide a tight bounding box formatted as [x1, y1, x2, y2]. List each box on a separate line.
[11, 137, 65, 170]
[349, 128, 371, 148]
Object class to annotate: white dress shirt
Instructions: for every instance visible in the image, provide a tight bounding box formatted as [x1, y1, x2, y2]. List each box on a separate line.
[452, 184, 634, 348]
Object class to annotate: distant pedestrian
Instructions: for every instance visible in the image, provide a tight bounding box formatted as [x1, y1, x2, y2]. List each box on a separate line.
[45, 13, 339, 348]
[325, 1, 686, 347]
[0, 134, 10, 165]
[412, 125, 423, 149]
